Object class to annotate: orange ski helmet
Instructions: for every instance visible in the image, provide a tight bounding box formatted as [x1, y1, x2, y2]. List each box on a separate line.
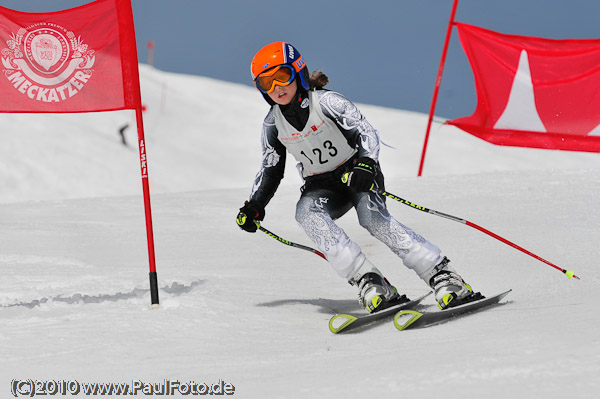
[251, 42, 310, 100]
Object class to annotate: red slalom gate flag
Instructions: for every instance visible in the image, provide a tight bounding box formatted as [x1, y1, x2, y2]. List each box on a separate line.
[448, 23, 600, 153]
[0, 0, 140, 112]
[0, 0, 160, 308]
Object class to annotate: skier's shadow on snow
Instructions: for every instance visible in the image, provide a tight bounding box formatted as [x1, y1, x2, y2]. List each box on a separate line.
[257, 298, 361, 314]
[2, 280, 204, 309]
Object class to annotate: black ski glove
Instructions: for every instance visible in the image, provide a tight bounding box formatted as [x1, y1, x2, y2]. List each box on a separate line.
[345, 157, 377, 192]
[236, 200, 265, 233]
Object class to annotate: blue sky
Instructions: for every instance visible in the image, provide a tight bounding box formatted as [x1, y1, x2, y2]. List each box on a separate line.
[2, 0, 600, 118]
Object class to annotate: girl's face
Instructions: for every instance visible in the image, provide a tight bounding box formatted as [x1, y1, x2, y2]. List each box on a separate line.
[267, 79, 297, 106]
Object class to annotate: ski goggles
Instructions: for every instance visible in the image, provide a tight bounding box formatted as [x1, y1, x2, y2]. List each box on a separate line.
[255, 64, 296, 94]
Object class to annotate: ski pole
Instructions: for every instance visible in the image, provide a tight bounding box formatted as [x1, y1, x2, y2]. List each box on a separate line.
[256, 223, 327, 261]
[341, 173, 579, 280]
[381, 189, 579, 280]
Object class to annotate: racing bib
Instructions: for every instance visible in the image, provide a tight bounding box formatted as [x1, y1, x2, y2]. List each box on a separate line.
[274, 91, 356, 177]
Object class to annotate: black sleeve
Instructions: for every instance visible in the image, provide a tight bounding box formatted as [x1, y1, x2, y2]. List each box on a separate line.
[248, 109, 287, 208]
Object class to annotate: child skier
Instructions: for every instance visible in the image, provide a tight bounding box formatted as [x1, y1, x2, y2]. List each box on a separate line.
[236, 41, 478, 313]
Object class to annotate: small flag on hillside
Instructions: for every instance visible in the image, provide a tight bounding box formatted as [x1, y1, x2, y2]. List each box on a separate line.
[0, 0, 141, 113]
[448, 22, 600, 153]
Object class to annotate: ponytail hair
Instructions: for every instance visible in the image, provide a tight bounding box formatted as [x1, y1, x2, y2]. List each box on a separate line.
[309, 70, 329, 90]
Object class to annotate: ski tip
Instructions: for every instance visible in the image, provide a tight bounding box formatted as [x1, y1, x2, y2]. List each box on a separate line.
[329, 314, 357, 334]
[394, 310, 423, 331]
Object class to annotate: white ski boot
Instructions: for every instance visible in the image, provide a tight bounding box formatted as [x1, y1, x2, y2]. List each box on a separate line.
[426, 257, 479, 309]
[349, 259, 402, 313]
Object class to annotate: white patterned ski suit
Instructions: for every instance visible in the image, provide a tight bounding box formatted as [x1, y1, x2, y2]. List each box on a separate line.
[249, 89, 442, 282]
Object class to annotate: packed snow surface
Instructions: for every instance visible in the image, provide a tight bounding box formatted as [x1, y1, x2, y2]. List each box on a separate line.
[1, 65, 599, 398]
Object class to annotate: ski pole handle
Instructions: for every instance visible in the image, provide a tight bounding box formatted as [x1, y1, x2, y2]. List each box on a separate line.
[341, 172, 375, 191]
[341, 172, 350, 185]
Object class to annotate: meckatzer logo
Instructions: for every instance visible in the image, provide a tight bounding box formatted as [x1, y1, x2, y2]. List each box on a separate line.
[1, 23, 95, 103]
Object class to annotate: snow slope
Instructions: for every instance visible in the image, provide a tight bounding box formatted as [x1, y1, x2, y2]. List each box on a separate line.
[1, 65, 599, 398]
